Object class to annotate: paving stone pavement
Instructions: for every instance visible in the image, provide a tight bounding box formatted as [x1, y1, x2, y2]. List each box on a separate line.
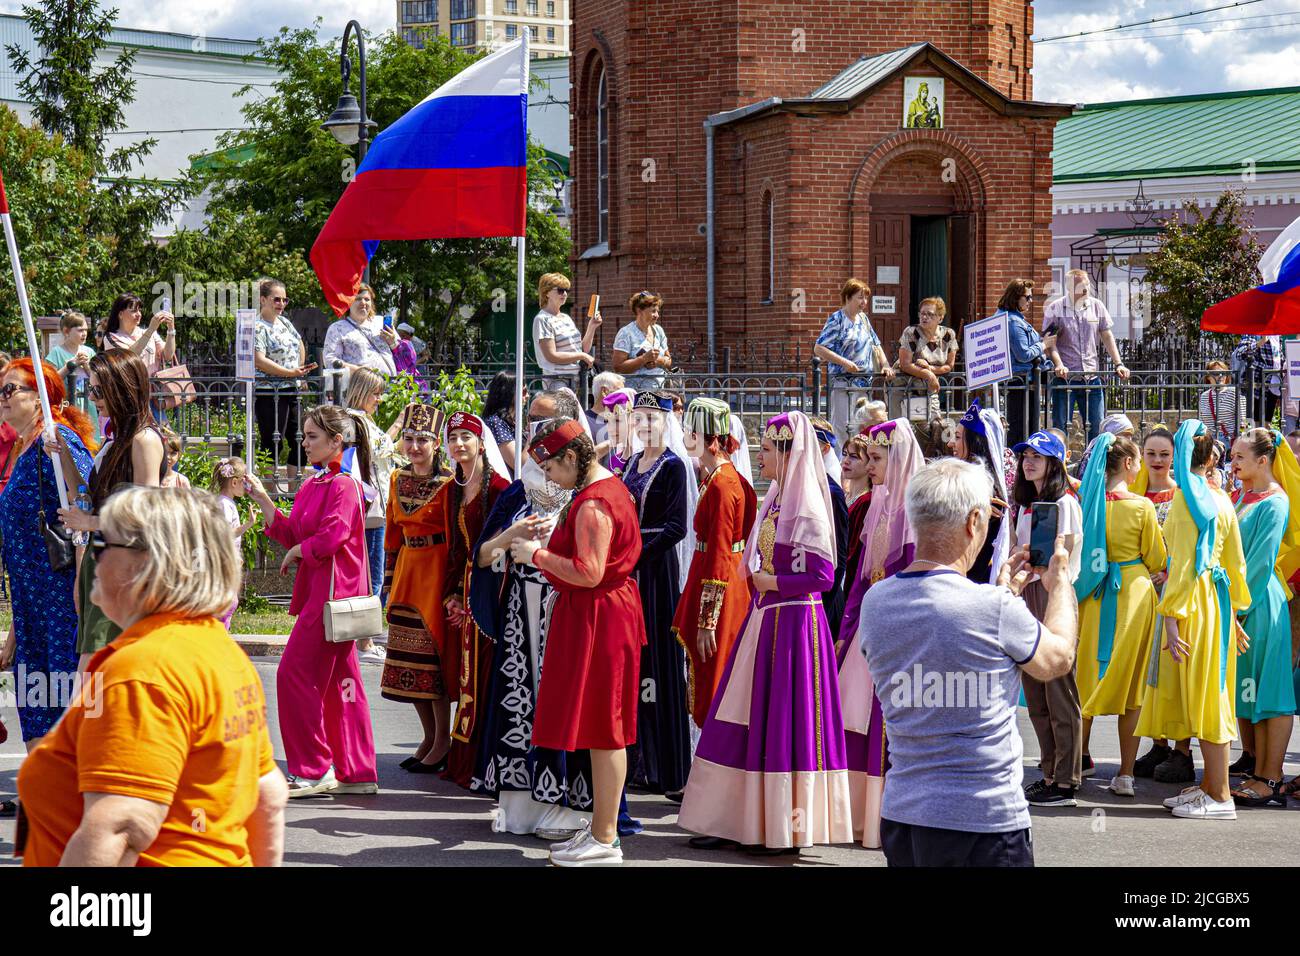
[2, 657, 1297, 867]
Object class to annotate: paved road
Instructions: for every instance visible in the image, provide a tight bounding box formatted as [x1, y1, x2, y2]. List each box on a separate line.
[2, 657, 1298, 867]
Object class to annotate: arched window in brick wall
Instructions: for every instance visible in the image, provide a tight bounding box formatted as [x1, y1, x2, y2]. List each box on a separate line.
[762, 189, 774, 304]
[596, 65, 609, 246]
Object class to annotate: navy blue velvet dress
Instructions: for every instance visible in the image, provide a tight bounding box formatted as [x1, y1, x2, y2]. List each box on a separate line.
[622, 449, 691, 793]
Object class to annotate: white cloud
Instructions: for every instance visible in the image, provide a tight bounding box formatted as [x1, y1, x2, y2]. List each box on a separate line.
[1224, 44, 1300, 87]
[0, 0, 396, 41]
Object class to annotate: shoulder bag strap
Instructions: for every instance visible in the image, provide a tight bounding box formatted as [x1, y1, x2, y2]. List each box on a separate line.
[327, 474, 371, 602]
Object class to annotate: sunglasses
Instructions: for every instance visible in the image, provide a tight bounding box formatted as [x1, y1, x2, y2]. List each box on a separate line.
[553, 288, 570, 295]
[89, 529, 146, 560]
[0, 383, 33, 400]
[271, 296, 289, 304]
[88, 383, 104, 399]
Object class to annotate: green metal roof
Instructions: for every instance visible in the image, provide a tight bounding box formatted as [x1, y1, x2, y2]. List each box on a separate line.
[809, 44, 927, 99]
[1053, 86, 1300, 183]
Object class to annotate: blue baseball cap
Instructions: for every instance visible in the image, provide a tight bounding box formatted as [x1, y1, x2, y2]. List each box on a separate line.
[1012, 431, 1066, 462]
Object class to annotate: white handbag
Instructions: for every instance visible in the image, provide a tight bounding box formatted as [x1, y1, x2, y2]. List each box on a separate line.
[323, 475, 384, 643]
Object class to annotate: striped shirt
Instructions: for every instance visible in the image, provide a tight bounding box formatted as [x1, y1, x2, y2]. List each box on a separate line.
[1199, 386, 1245, 443]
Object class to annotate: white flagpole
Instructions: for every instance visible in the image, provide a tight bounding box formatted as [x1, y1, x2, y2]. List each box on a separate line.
[0, 169, 69, 508]
[513, 33, 530, 477]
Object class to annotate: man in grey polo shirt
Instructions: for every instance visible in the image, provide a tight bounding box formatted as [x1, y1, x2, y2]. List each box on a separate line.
[857, 457, 1077, 867]
[1043, 269, 1130, 443]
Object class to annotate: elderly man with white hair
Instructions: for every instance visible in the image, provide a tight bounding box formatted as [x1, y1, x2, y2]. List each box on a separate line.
[856, 456, 1078, 867]
[586, 370, 624, 458]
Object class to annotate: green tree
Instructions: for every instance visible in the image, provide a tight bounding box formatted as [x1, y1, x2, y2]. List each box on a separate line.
[200, 23, 569, 347]
[1144, 190, 1264, 342]
[3, 0, 192, 319]
[0, 105, 110, 338]
[5, 0, 142, 172]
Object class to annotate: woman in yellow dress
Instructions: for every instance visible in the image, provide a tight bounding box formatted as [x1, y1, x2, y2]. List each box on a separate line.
[1075, 434, 1166, 797]
[1131, 425, 1195, 783]
[1135, 420, 1251, 821]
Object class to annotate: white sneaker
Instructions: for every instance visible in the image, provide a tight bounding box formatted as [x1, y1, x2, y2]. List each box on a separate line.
[358, 645, 387, 664]
[548, 827, 623, 867]
[1163, 786, 1205, 809]
[1108, 775, 1135, 797]
[1171, 791, 1237, 820]
[549, 821, 590, 852]
[335, 780, 380, 794]
[287, 767, 338, 798]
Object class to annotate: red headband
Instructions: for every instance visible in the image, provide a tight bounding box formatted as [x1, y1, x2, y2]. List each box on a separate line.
[529, 419, 585, 463]
[446, 411, 483, 439]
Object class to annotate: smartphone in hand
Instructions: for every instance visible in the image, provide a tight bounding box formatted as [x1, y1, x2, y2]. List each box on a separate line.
[1028, 501, 1060, 569]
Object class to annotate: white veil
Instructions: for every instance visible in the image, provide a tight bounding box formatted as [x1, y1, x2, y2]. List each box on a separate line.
[444, 412, 511, 483]
[729, 413, 754, 488]
[629, 403, 698, 589]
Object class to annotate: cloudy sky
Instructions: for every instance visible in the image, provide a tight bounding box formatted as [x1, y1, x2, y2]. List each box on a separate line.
[3, 0, 1300, 105]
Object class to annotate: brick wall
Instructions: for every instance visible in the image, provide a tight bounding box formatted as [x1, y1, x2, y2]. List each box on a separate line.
[569, 0, 1051, 362]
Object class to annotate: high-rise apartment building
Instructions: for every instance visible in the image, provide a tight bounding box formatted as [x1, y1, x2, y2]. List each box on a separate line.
[397, 0, 569, 58]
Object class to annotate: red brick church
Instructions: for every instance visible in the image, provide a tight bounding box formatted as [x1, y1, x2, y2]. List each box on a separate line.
[567, 0, 1072, 359]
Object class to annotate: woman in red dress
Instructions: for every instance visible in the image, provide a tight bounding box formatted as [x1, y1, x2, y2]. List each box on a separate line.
[511, 418, 645, 867]
[437, 411, 511, 789]
[673, 398, 757, 732]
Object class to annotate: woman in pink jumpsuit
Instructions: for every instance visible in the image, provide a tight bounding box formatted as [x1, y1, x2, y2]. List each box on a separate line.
[246, 404, 378, 796]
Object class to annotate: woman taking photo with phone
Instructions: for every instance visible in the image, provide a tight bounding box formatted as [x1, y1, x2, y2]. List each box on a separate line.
[1136, 421, 1250, 821]
[1009, 431, 1084, 807]
[1074, 434, 1166, 797]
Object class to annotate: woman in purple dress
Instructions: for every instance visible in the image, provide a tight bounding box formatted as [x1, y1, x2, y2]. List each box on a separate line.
[836, 418, 923, 849]
[679, 411, 853, 855]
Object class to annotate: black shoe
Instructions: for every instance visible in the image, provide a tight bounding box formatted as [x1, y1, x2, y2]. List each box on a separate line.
[1153, 748, 1196, 784]
[406, 755, 448, 774]
[664, 789, 685, 804]
[1024, 778, 1052, 799]
[1133, 743, 1171, 779]
[1080, 754, 1095, 778]
[1228, 752, 1256, 777]
[0, 799, 16, 819]
[742, 844, 800, 856]
[688, 835, 741, 850]
[1026, 784, 1077, 807]
[399, 756, 420, 770]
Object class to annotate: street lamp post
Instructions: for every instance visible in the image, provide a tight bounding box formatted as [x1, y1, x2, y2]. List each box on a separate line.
[322, 19, 378, 282]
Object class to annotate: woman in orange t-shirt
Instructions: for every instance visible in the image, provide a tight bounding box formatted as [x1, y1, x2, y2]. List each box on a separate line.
[16, 487, 288, 866]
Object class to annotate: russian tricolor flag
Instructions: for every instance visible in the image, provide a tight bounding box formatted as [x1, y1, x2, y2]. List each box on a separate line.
[311, 38, 529, 315]
[1202, 215, 1300, 334]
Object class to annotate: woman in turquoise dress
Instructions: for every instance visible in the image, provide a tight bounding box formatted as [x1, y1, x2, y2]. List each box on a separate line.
[1226, 427, 1300, 807]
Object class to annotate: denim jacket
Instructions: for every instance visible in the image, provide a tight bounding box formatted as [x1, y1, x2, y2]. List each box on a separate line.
[1004, 310, 1045, 375]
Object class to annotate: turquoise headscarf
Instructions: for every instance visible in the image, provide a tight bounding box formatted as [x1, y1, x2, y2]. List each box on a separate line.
[1075, 432, 1115, 605]
[1172, 418, 1232, 689]
[1172, 419, 1216, 576]
[1074, 432, 1144, 678]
